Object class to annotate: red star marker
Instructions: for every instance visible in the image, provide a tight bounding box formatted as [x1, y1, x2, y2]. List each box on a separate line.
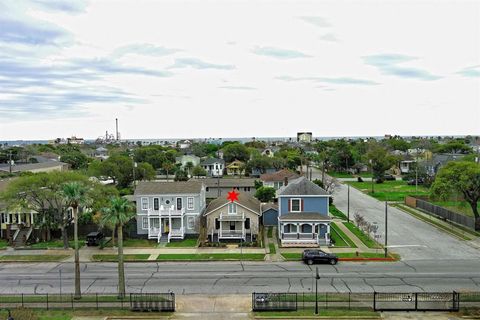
[227, 189, 239, 202]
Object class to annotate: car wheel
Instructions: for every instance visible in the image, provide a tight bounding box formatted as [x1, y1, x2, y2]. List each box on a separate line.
[329, 259, 337, 265]
[307, 259, 313, 265]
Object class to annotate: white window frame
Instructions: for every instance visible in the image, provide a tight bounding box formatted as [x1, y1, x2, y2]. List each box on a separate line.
[187, 197, 194, 210]
[142, 217, 148, 229]
[187, 216, 195, 229]
[290, 198, 301, 212]
[141, 197, 149, 210]
[228, 203, 237, 214]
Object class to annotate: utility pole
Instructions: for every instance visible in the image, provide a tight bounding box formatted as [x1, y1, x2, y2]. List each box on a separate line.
[315, 267, 320, 315]
[384, 201, 388, 258]
[347, 184, 350, 223]
[370, 159, 374, 194]
[8, 151, 12, 174]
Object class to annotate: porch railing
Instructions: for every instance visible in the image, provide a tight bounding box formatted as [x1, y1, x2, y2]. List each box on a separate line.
[219, 230, 244, 238]
[282, 233, 318, 240]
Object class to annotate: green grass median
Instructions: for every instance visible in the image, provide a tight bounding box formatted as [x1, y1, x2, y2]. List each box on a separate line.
[255, 307, 379, 317]
[269, 243, 276, 254]
[0, 255, 69, 262]
[156, 253, 265, 261]
[346, 180, 429, 202]
[165, 238, 198, 247]
[330, 223, 357, 248]
[91, 254, 150, 262]
[343, 222, 380, 249]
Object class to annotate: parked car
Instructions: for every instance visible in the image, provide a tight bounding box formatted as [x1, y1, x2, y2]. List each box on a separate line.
[302, 249, 338, 265]
[86, 231, 104, 246]
[407, 178, 424, 185]
[384, 174, 396, 181]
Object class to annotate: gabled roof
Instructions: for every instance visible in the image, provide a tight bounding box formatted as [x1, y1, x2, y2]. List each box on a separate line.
[261, 203, 278, 212]
[201, 158, 225, 165]
[226, 160, 245, 168]
[277, 176, 329, 196]
[260, 169, 300, 182]
[134, 181, 204, 195]
[202, 178, 256, 188]
[205, 192, 261, 215]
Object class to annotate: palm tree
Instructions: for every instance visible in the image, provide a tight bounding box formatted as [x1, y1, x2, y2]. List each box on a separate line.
[60, 181, 89, 299]
[100, 197, 135, 298]
[162, 161, 174, 181]
[185, 161, 194, 177]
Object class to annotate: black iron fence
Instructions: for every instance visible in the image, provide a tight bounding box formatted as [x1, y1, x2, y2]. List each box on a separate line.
[254, 291, 480, 312]
[0, 292, 175, 312]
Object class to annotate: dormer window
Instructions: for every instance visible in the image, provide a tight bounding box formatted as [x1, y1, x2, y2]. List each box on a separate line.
[228, 203, 237, 214]
[290, 198, 301, 212]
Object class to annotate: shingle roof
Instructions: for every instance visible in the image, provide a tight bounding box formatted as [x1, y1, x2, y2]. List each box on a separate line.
[134, 181, 203, 195]
[260, 169, 300, 182]
[278, 212, 331, 221]
[261, 203, 278, 212]
[277, 176, 329, 196]
[202, 178, 256, 188]
[201, 158, 225, 165]
[205, 192, 261, 215]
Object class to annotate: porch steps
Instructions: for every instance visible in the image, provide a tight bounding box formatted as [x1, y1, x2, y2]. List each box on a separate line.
[12, 228, 31, 248]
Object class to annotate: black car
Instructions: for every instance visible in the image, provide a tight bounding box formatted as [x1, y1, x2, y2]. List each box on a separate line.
[384, 174, 396, 181]
[407, 178, 424, 185]
[302, 249, 338, 265]
[85, 231, 104, 246]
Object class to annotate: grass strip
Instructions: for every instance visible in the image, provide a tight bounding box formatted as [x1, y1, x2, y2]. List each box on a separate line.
[269, 242, 276, 254]
[29, 239, 85, 249]
[329, 204, 348, 220]
[267, 227, 273, 238]
[165, 238, 198, 247]
[330, 222, 357, 248]
[393, 204, 473, 241]
[0, 240, 7, 249]
[0, 255, 69, 262]
[255, 307, 379, 317]
[281, 252, 395, 261]
[1, 309, 173, 320]
[91, 254, 150, 262]
[343, 222, 380, 249]
[156, 253, 265, 261]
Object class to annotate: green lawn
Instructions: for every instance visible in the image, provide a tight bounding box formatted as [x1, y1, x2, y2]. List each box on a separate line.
[267, 227, 273, 238]
[0, 255, 69, 262]
[29, 239, 85, 249]
[0, 239, 7, 249]
[343, 222, 381, 249]
[156, 253, 265, 261]
[328, 171, 373, 178]
[91, 254, 151, 262]
[255, 308, 379, 317]
[330, 222, 357, 248]
[122, 238, 159, 247]
[329, 204, 348, 220]
[1, 309, 173, 320]
[166, 238, 198, 247]
[268, 242, 276, 254]
[346, 180, 430, 201]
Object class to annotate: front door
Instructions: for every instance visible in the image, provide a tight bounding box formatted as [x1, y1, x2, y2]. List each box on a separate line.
[163, 219, 170, 233]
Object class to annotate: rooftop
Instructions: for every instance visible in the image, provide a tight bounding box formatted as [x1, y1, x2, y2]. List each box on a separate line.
[205, 192, 261, 215]
[277, 176, 329, 196]
[134, 180, 204, 195]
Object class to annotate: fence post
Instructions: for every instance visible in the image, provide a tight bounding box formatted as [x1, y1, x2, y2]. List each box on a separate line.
[46, 293, 49, 310]
[96, 293, 99, 310]
[414, 292, 418, 311]
[373, 291, 376, 311]
[349, 292, 351, 310]
[71, 293, 74, 310]
[21, 293, 24, 307]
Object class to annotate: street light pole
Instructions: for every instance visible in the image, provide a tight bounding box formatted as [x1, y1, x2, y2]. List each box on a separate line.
[315, 267, 320, 315]
[384, 201, 388, 258]
[347, 185, 350, 223]
[369, 159, 374, 194]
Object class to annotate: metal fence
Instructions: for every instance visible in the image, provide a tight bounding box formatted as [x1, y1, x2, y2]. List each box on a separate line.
[0, 292, 175, 311]
[413, 198, 476, 230]
[254, 291, 480, 312]
[373, 292, 459, 312]
[252, 292, 297, 311]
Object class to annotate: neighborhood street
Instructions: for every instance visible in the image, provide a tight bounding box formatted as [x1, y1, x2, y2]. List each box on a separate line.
[1, 260, 480, 295]
[311, 168, 480, 261]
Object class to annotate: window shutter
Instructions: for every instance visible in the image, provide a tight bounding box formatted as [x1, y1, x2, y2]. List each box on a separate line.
[215, 218, 220, 230]
[288, 199, 291, 212]
[301, 199, 304, 211]
[245, 218, 250, 229]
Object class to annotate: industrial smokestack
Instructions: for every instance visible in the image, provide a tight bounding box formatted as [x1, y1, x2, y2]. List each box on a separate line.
[115, 118, 119, 141]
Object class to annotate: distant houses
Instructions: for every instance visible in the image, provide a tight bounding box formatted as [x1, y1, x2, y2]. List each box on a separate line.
[200, 158, 225, 177]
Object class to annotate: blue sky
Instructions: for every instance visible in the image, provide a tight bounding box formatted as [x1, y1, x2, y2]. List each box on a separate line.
[0, 0, 479, 139]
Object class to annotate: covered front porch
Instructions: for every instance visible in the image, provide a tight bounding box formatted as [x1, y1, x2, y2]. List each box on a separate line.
[278, 213, 331, 247]
[147, 217, 185, 243]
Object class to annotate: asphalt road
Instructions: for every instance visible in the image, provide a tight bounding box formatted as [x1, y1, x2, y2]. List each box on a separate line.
[1, 260, 480, 294]
[314, 168, 480, 261]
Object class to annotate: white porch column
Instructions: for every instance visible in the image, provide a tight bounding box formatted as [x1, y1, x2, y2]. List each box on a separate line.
[181, 215, 184, 237]
[326, 223, 331, 243]
[219, 219, 222, 241]
[30, 212, 34, 226]
[296, 223, 300, 239]
[18, 213, 21, 224]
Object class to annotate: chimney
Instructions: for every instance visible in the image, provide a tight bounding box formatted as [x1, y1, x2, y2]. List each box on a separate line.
[284, 176, 288, 186]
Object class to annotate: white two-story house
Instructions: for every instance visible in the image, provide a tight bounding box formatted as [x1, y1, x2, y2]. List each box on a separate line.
[134, 181, 206, 243]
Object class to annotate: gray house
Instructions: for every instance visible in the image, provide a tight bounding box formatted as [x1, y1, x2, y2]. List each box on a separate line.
[201, 178, 257, 198]
[262, 203, 279, 226]
[200, 158, 225, 177]
[204, 193, 261, 242]
[134, 181, 206, 242]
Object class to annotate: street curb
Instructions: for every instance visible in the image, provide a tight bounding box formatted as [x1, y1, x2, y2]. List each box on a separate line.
[254, 316, 380, 319]
[339, 257, 397, 262]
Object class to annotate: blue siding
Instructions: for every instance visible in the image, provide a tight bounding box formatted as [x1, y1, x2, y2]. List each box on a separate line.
[279, 196, 329, 216]
[262, 208, 279, 226]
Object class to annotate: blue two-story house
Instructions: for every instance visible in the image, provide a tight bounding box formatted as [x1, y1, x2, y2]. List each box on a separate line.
[134, 181, 206, 243]
[277, 177, 331, 247]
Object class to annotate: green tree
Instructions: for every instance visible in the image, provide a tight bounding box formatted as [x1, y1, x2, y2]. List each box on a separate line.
[162, 161, 175, 181]
[184, 161, 194, 176]
[60, 181, 90, 299]
[222, 143, 250, 162]
[366, 142, 396, 183]
[192, 165, 207, 177]
[254, 186, 276, 202]
[100, 197, 135, 298]
[431, 161, 480, 229]
[60, 151, 90, 169]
